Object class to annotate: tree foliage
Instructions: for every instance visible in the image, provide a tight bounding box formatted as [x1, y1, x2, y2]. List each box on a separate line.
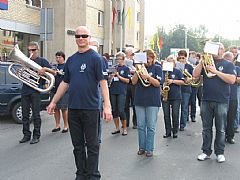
[149, 24, 240, 59]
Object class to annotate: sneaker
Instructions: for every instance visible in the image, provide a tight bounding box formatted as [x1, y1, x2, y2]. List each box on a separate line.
[216, 155, 225, 163]
[122, 129, 128, 136]
[197, 153, 210, 161]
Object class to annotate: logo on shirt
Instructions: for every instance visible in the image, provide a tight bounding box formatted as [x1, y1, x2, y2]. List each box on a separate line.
[218, 66, 223, 72]
[80, 64, 86, 72]
[171, 74, 175, 79]
[149, 72, 153, 76]
[120, 70, 124, 75]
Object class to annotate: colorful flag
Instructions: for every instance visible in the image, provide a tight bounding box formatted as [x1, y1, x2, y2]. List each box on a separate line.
[0, 0, 8, 10]
[127, 7, 132, 28]
[159, 37, 163, 49]
[150, 36, 154, 50]
[112, 7, 117, 29]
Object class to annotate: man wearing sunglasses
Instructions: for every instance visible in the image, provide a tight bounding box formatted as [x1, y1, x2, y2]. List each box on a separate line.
[19, 41, 52, 145]
[47, 26, 112, 180]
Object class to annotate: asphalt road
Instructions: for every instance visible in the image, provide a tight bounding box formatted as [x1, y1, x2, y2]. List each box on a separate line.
[0, 107, 240, 180]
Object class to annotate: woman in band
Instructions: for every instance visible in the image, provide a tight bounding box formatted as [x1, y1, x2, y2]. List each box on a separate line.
[132, 49, 162, 157]
[109, 52, 130, 136]
[177, 50, 194, 131]
[162, 55, 185, 139]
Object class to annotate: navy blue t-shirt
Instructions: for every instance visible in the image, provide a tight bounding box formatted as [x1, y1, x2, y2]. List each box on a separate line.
[22, 57, 51, 95]
[181, 63, 193, 94]
[134, 64, 162, 107]
[202, 59, 236, 103]
[52, 63, 65, 93]
[63, 49, 107, 109]
[109, 65, 130, 95]
[230, 66, 240, 100]
[162, 68, 184, 100]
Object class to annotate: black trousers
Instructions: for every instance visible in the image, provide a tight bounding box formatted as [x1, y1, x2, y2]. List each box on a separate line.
[125, 84, 137, 127]
[68, 109, 101, 180]
[226, 99, 238, 139]
[21, 92, 41, 138]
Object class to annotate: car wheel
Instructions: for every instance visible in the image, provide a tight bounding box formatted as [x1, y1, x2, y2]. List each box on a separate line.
[12, 102, 33, 124]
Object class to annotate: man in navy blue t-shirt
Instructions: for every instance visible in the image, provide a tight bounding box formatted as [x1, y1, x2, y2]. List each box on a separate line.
[193, 43, 236, 163]
[47, 26, 112, 180]
[19, 41, 52, 145]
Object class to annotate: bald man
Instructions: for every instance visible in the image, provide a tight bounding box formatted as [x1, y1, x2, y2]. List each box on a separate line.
[47, 26, 112, 180]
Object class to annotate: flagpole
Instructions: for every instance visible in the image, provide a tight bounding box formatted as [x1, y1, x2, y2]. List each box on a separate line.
[120, 0, 123, 52]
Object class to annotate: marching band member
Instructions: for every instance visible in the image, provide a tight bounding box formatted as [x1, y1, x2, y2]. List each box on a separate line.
[162, 55, 185, 139]
[177, 50, 194, 131]
[109, 52, 130, 136]
[223, 51, 240, 144]
[124, 47, 137, 129]
[132, 49, 162, 157]
[194, 43, 236, 163]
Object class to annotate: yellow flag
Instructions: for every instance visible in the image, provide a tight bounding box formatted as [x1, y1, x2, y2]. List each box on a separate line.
[150, 36, 154, 50]
[127, 7, 132, 28]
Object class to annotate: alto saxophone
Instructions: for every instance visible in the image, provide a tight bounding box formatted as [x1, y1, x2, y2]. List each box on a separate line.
[162, 71, 170, 102]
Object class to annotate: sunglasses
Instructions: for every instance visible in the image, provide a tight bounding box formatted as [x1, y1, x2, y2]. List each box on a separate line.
[28, 49, 37, 52]
[178, 57, 185, 60]
[75, 34, 89, 38]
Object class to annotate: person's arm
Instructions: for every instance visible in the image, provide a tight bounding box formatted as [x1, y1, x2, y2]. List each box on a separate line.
[131, 72, 139, 85]
[99, 79, 112, 122]
[115, 72, 130, 84]
[141, 73, 160, 87]
[193, 61, 203, 78]
[47, 81, 69, 114]
[207, 65, 236, 84]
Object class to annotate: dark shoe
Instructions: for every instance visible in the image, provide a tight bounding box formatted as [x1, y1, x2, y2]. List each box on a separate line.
[173, 134, 178, 138]
[133, 125, 138, 129]
[191, 118, 196, 122]
[234, 128, 239, 133]
[163, 134, 171, 138]
[146, 152, 153, 157]
[30, 138, 40, 144]
[179, 127, 184, 131]
[111, 130, 120, 135]
[61, 128, 68, 133]
[19, 136, 31, 143]
[52, 127, 61, 132]
[137, 149, 145, 155]
[227, 138, 235, 144]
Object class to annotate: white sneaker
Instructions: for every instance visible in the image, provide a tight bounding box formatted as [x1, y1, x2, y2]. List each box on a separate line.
[216, 155, 225, 163]
[197, 153, 210, 161]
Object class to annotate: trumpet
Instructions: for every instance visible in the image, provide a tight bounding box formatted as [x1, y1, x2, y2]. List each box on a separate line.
[162, 71, 170, 102]
[135, 64, 151, 87]
[180, 68, 201, 87]
[8, 45, 55, 93]
[201, 53, 216, 78]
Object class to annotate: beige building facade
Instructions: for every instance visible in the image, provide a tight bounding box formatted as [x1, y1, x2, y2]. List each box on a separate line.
[0, 0, 145, 62]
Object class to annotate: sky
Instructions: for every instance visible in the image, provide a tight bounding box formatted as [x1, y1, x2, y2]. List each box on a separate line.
[145, 0, 240, 40]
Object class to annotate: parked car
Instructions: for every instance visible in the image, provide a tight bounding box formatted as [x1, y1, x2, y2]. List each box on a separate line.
[0, 62, 51, 123]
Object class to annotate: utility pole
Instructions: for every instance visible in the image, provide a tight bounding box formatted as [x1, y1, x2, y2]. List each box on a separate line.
[185, 29, 187, 49]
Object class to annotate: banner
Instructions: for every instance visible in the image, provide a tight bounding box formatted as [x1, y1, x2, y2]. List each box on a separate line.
[0, 0, 8, 10]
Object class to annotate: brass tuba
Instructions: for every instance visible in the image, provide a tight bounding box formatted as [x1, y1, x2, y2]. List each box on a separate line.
[162, 71, 170, 102]
[8, 45, 55, 93]
[135, 64, 151, 87]
[201, 53, 216, 78]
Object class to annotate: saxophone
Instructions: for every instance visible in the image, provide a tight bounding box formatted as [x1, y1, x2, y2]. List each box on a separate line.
[162, 71, 170, 102]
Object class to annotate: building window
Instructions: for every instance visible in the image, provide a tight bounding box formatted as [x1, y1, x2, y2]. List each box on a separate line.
[98, 11, 104, 26]
[26, 0, 42, 8]
[137, 31, 139, 41]
[137, 12, 140, 22]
